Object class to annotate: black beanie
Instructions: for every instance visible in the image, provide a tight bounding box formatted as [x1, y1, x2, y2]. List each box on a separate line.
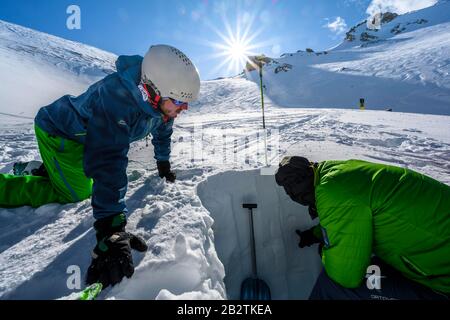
[275, 156, 317, 209]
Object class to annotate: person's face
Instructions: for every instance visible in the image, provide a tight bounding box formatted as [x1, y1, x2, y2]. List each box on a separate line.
[160, 98, 187, 119]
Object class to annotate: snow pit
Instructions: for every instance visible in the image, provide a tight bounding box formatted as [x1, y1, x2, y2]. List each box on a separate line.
[197, 170, 323, 300]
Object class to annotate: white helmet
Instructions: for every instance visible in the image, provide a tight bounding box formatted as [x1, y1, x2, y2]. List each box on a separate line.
[141, 44, 200, 103]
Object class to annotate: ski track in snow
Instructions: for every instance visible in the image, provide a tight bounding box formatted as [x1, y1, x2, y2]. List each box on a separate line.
[0, 77, 449, 299]
[1, 4, 450, 299]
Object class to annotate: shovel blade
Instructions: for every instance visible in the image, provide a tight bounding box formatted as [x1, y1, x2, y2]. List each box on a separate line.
[240, 277, 271, 300]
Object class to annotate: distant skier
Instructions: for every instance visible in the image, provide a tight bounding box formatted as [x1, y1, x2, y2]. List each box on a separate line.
[359, 98, 365, 110]
[275, 156, 450, 300]
[0, 45, 201, 288]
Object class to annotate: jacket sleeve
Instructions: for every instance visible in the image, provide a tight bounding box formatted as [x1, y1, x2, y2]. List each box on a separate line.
[319, 204, 373, 288]
[152, 119, 173, 161]
[83, 101, 131, 220]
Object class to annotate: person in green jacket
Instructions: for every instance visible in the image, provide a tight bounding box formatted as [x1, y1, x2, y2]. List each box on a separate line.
[275, 156, 450, 300]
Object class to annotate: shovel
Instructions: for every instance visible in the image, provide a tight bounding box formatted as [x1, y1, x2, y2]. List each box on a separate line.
[240, 203, 271, 300]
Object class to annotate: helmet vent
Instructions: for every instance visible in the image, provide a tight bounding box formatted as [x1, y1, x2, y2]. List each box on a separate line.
[171, 91, 193, 99]
[171, 47, 193, 66]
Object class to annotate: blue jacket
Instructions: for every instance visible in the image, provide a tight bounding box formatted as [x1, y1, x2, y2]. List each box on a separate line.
[35, 55, 174, 219]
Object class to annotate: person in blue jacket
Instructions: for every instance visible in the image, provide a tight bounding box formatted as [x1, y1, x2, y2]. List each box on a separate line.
[0, 44, 201, 288]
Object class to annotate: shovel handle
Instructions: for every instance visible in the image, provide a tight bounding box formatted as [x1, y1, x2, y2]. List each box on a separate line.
[243, 203, 258, 277]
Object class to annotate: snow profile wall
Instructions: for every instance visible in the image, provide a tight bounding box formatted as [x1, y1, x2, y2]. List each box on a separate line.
[197, 170, 323, 300]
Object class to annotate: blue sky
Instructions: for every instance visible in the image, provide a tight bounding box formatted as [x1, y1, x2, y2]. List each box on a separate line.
[0, 0, 392, 80]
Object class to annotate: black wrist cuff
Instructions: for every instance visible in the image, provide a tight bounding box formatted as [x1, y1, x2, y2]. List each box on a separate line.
[94, 213, 127, 241]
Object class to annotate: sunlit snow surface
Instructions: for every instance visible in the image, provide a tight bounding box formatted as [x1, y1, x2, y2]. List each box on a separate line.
[0, 1, 449, 299]
[1, 81, 449, 299]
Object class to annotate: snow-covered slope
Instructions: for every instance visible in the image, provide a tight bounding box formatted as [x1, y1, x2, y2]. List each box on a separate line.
[1, 79, 449, 299]
[0, 20, 116, 118]
[0, 17, 449, 300]
[247, 1, 450, 115]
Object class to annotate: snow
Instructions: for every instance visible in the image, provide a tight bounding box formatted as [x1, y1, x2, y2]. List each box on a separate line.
[246, 1, 450, 115]
[0, 3, 450, 300]
[1, 100, 448, 300]
[197, 170, 322, 299]
[0, 20, 116, 118]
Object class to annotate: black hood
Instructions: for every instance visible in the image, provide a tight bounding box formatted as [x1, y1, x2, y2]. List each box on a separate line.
[275, 156, 318, 218]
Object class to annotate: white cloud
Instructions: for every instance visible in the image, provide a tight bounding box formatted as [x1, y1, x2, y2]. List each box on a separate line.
[324, 17, 348, 35]
[366, 0, 438, 16]
[271, 44, 281, 56]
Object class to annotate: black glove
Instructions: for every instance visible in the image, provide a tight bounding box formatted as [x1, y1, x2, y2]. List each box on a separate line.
[157, 160, 176, 183]
[86, 213, 148, 288]
[295, 228, 321, 248]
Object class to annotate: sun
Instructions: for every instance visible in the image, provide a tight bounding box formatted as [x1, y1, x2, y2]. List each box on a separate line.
[228, 41, 247, 61]
[222, 36, 253, 72]
[209, 28, 256, 76]
[202, 10, 277, 76]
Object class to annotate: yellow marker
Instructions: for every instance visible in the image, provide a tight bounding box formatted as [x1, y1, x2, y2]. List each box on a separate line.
[359, 98, 365, 110]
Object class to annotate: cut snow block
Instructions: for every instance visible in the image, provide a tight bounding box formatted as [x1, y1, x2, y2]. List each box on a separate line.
[197, 169, 323, 300]
[259, 166, 278, 176]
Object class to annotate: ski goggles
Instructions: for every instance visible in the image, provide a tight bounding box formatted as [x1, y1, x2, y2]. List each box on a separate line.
[166, 97, 188, 110]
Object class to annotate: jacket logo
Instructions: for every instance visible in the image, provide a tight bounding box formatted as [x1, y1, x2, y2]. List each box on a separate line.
[138, 84, 148, 102]
[118, 119, 127, 127]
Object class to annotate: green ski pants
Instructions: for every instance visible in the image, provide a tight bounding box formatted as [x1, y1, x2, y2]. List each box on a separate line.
[0, 125, 93, 208]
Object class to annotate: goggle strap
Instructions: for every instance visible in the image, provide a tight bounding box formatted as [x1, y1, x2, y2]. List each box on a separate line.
[153, 95, 161, 108]
[142, 83, 162, 109]
[142, 83, 188, 117]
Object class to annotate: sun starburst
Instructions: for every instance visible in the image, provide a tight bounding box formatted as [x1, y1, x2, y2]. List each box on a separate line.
[201, 9, 278, 76]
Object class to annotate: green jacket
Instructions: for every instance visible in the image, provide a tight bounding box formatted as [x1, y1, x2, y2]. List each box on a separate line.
[314, 160, 450, 294]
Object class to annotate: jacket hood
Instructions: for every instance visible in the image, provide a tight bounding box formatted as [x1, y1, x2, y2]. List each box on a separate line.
[115, 55, 162, 117]
[116, 55, 143, 74]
